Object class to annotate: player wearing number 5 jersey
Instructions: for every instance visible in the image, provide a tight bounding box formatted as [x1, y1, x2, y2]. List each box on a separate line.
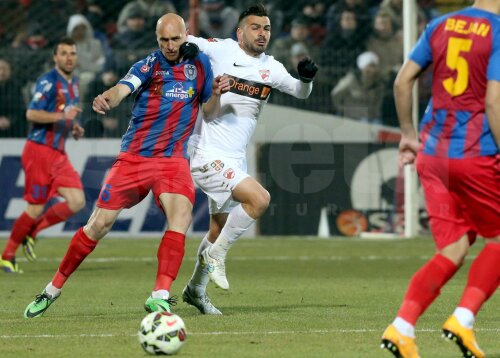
[381, 1, 500, 358]
[181, 4, 318, 315]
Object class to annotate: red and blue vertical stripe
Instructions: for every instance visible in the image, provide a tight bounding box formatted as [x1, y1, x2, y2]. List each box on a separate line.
[119, 49, 213, 159]
[27, 68, 79, 152]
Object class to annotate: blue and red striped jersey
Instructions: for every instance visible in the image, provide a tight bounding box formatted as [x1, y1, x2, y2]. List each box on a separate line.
[118, 49, 213, 159]
[27, 68, 79, 152]
[410, 7, 500, 158]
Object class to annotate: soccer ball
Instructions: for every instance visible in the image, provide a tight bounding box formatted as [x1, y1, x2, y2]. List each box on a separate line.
[138, 311, 187, 355]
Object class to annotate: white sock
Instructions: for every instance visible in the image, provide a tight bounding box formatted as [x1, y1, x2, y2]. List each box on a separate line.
[453, 307, 475, 329]
[393, 317, 415, 338]
[209, 204, 255, 260]
[151, 290, 169, 299]
[45, 282, 61, 298]
[187, 234, 212, 294]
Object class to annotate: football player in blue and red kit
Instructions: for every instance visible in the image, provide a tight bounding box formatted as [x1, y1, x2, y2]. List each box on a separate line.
[1, 37, 85, 273]
[381, 1, 500, 357]
[24, 13, 230, 318]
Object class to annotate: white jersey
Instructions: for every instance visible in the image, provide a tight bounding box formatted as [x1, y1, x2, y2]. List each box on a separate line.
[188, 36, 312, 158]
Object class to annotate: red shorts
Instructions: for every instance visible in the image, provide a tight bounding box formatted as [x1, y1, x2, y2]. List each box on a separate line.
[96, 152, 195, 210]
[22, 141, 83, 205]
[417, 153, 500, 249]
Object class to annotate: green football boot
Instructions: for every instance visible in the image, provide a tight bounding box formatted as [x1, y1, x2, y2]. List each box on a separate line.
[24, 290, 60, 318]
[144, 296, 177, 313]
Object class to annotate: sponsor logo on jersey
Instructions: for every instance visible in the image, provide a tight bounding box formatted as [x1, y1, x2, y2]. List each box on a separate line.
[164, 82, 195, 100]
[223, 168, 235, 179]
[210, 160, 224, 172]
[33, 92, 44, 102]
[155, 70, 170, 77]
[207, 38, 219, 42]
[140, 65, 149, 73]
[259, 69, 270, 81]
[184, 64, 197, 80]
[226, 74, 272, 100]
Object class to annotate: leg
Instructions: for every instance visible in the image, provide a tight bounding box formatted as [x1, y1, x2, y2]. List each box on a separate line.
[30, 187, 85, 239]
[24, 208, 120, 318]
[202, 177, 270, 289]
[1, 203, 43, 272]
[442, 236, 500, 358]
[22, 188, 86, 262]
[183, 214, 227, 315]
[144, 193, 192, 313]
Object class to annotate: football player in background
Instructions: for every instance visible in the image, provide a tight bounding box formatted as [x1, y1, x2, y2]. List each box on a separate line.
[1, 37, 85, 273]
[381, 1, 500, 357]
[182, 3, 318, 315]
[24, 13, 230, 318]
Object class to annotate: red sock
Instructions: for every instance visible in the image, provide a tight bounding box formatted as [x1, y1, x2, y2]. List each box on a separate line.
[458, 243, 500, 314]
[31, 202, 75, 238]
[398, 254, 458, 325]
[154, 231, 185, 291]
[51, 228, 98, 289]
[2, 212, 37, 260]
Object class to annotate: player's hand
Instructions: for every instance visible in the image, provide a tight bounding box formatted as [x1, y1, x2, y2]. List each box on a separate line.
[72, 123, 85, 140]
[63, 106, 82, 121]
[93, 94, 112, 115]
[213, 75, 230, 96]
[179, 42, 199, 62]
[398, 135, 419, 167]
[297, 57, 318, 83]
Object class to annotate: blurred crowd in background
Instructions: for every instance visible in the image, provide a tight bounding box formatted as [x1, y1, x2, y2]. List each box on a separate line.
[0, 0, 470, 138]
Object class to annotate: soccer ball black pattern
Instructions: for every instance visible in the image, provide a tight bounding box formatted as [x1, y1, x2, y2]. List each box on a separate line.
[138, 312, 187, 355]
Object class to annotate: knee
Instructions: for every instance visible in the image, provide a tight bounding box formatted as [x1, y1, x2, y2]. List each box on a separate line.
[68, 193, 86, 212]
[85, 217, 111, 240]
[252, 189, 271, 216]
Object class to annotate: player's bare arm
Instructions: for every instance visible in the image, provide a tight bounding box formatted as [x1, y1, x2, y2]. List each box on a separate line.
[394, 59, 424, 166]
[93, 83, 131, 115]
[27, 106, 82, 123]
[485, 80, 500, 148]
[201, 75, 231, 120]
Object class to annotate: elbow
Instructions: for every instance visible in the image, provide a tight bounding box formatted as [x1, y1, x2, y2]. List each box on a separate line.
[26, 110, 35, 122]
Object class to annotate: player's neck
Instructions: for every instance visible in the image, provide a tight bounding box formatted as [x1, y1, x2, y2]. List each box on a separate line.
[55, 67, 73, 82]
[473, 0, 500, 14]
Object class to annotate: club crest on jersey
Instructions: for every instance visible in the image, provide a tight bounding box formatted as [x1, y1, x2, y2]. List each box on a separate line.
[210, 160, 224, 172]
[184, 64, 197, 80]
[259, 69, 270, 81]
[140, 65, 149, 73]
[223, 168, 235, 179]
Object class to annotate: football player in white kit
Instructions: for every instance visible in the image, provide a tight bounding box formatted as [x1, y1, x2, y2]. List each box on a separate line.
[182, 4, 318, 315]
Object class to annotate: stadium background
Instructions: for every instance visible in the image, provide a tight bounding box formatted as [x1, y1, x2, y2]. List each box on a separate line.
[0, 0, 470, 237]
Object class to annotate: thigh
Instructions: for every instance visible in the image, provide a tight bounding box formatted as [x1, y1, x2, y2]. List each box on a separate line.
[450, 155, 500, 238]
[190, 150, 249, 211]
[158, 192, 193, 233]
[417, 154, 472, 250]
[51, 153, 83, 196]
[96, 155, 153, 210]
[153, 157, 195, 206]
[22, 142, 52, 204]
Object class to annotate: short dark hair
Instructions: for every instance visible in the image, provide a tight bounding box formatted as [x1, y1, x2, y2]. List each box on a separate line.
[53, 37, 76, 54]
[238, 3, 268, 25]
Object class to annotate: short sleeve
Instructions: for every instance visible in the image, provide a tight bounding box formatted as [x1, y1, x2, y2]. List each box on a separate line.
[118, 54, 156, 92]
[200, 55, 214, 103]
[28, 76, 55, 110]
[487, 26, 500, 81]
[409, 25, 433, 69]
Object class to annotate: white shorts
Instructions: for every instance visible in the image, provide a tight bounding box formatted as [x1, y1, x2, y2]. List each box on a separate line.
[190, 148, 249, 214]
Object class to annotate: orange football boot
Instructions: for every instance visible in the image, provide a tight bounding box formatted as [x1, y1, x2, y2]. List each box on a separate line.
[381, 324, 420, 358]
[442, 315, 485, 358]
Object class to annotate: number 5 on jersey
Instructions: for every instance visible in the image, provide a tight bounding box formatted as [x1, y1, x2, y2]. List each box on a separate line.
[443, 37, 473, 96]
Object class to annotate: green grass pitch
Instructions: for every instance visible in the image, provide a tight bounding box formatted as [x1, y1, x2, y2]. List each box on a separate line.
[0, 236, 498, 357]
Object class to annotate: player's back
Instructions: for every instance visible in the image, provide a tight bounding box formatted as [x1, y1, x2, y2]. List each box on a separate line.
[412, 7, 499, 158]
